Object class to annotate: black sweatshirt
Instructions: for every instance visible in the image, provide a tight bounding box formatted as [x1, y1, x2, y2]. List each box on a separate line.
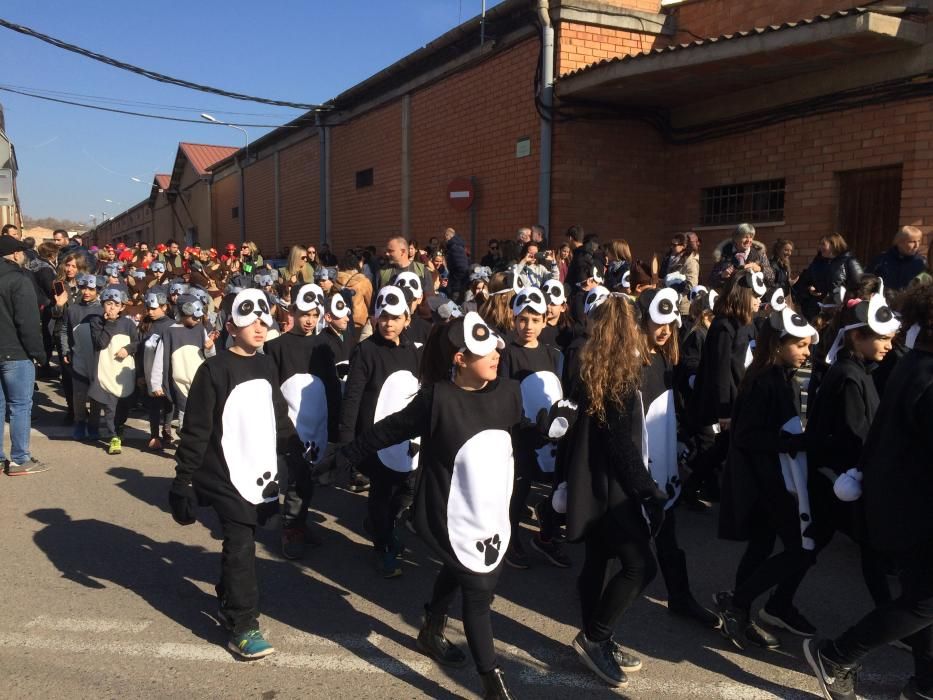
[690, 316, 755, 427]
[175, 350, 298, 524]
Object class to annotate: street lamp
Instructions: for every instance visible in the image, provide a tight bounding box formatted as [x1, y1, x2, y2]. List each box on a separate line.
[201, 112, 249, 244]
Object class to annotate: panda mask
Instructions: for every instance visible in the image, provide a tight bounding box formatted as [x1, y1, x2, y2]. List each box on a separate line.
[294, 283, 324, 313]
[492, 265, 528, 296]
[512, 287, 547, 317]
[375, 285, 409, 318]
[149, 261, 166, 275]
[769, 306, 818, 341]
[449, 312, 505, 357]
[769, 287, 788, 312]
[394, 271, 424, 300]
[825, 293, 900, 364]
[738, 269, 767, 297]
[327, 293, 351, 319]
[231, 288, 273, 328]
[541, 279, 567, 306]
[640, 287, 681, 328]
[584, 285, 610, 316]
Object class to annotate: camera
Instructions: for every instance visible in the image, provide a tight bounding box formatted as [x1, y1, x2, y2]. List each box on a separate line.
[534, 251, 550, 265]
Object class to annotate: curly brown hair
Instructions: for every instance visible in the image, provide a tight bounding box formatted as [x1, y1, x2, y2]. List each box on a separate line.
[580, 295, 647, 421]
[896, 280, 933, 349]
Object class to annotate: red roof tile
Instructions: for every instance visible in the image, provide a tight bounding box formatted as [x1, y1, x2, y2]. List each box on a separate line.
[178, 142, 239, 177]
[155, 174, 170, 190]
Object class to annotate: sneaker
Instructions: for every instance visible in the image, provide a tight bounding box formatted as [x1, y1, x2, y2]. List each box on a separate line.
[147, 437, 164, 451]
[72, 420, 87, 440]
[108, 436, 122, 455]
[759, 603, 816, 637]
[609, 639, 642, 672]
[572, 630, 627, 687]
[745, 620, 781, 649]
[228, 629, 274, 660]
[281, 527, 306, 560]
[803, 638, 858, 700]
[376, 548, 402, 578]
[6, 458, 51, 476]
[901, 677, 933, 700]
[669, 594, 723, 630]
[349, 472, 370, 493]
[713, 591, 748, 650]
[530, 534, 572, 568]
[533, 500, 566, 542]
[505, 537, 530, 569]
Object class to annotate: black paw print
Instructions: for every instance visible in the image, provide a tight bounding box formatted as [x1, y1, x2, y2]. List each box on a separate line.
[407, 441, 420, 459]
[475, 534, 502, 566]
[256, 471, 279, 499]
[304, 441, 320, 462]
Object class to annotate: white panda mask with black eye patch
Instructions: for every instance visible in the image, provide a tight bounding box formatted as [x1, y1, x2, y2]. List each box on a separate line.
[451, 311, 505, 357]
[512, 287, 547, 317]
[739, 269, 767, 297]
[647, 287, 681, 327]
[232, 288, 273, 328]
[327, 293, 350, 319]
[620, 270, 631, 290]
[303, 283, 325, 309]
[590, 265, 605, 285]
[771, 306, 818, 340]
[866, 293, 900, 336]
[769, 287, 788, 312]
[393, 271, 423, 300]
[708, 289, 719, 311]
[294, 283, 323, 313]
[375, 285, 408, 317]
[584, 285, 610, 316]
[541, 279, 566, 306]
[689, 285, 708, 301]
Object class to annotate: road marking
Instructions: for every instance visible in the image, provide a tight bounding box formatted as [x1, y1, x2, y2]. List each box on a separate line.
[25, 616, 152, 633]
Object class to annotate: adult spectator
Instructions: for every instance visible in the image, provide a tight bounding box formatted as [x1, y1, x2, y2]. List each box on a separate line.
[319, 243, 337, 267]
[28, 242, 58, 374]
[238, 240, 264, 274]
[797, 233, 863, 316]
[770, 238, 798, 295]
[302, 244, 321, 280]
[708, 223, 775, 290]
[52, 229, 69, 249]
[515, 241, 559, 288]
[566, 233, 605, 291]
[282, 245, 311, 286]
[565, 224, 584, 252]
[21, 237, 38, 263]
[531, 224, 546, 246]
[662, 233, 699, 313]
[556, 242, 571, 282]
[685, 231, 702, 282]
[160, 239, 184, 273]
[0, 236, 48, 475]
[480, 239, 502, 271]
[604, 238, 632, 291]
[337, 251, 373, 333]
[915, 238, 933, 286]
[2, 223, 20, 239]
[515, 227, 531, 245]
[378, 235, 434, 319]
[443, 227, 469, 301]
[869, 225, 926, 291]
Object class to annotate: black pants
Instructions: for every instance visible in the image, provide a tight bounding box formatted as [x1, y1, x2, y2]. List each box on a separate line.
[830, 542, 933, 692]
[428, 564, 500, 673]
[578, 512, 657, 642]
[686, 427, 728, 497]
[146, 394, 172, 439]
[90, 393, 133, 436]
[368, 469, 415, 550]
[215, 515, 259, 635]
[283, 457, 313, 530]
[654, 507, 693, 602]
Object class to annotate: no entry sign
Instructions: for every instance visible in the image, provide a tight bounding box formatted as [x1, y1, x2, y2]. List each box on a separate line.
[447, 177, 474, 211]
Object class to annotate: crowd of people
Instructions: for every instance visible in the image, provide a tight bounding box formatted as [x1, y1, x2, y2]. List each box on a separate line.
[1, 218, 932, 700]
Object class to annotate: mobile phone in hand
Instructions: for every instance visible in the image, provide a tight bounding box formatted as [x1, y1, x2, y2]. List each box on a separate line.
[53, 281, 66, 296]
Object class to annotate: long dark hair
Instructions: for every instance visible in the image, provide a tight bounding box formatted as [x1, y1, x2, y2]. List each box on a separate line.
[419, 319, 461, 387]
[713, 273, 757, 325]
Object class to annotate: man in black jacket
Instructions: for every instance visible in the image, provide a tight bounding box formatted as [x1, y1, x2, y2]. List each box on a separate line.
[443, 227, 469, 302]
[869, 225, 926, 291]
[0, 236, 48, 475]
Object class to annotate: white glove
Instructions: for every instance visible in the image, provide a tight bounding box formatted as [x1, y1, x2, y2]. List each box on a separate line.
[833, 468, 863, 502]
[552, 481, 568, 514]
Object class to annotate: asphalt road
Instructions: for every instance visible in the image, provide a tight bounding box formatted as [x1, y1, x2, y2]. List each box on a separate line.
[1, 378, 914, 699]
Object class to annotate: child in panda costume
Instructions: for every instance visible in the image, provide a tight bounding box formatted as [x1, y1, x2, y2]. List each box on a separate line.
[395, 270, 432, 349]
[315, 292, 355, 393]
[138, 286, 176, 450]
[636, 288, 721, 629]
[169, 289, 307, 661]
[88, 286, 139, 455]
[497, 286, 567, 570]
[715, 300, 827, 651]
[325, 312, 576, 699]
[338, 285, 421, 578]
[62, 273, 104, 441]
[150, 293, 217, 430]
[264, 283, 341, 560]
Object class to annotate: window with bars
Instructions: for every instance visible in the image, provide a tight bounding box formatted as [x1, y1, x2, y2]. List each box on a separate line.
[699, 179, 785, 226]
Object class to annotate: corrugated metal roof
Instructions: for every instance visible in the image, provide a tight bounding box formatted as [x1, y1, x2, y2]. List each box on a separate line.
[563, 7, 871, 79]
[178, 143, 239, 176]
[155, 174, 170, 190]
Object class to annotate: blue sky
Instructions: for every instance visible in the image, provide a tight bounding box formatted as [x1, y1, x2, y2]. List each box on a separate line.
[1, 1, 505, 223]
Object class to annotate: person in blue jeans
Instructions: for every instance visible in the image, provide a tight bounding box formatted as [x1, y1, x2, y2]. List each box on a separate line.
[0, 236, 48, 475]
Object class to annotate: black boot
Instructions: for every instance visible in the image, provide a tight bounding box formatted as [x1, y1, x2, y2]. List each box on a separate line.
[669, 593, 723, 630]
[480, 667, 515, 699]
[416, 607, 467, 667]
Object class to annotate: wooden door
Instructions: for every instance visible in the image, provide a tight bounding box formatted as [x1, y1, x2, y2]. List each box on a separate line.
[837, 165, 902, 267]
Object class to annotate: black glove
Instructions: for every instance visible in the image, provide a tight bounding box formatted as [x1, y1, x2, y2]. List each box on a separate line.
[640, 486, 668, 539]
[536, 399, 579, 440]
[168, 478, 197, 526]
[778, 431, 808, 458]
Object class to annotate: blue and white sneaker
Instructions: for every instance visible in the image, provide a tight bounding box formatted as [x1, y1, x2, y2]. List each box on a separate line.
[228, 629, 274, 659]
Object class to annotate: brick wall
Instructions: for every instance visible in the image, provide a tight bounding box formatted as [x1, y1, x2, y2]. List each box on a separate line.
[330, 102, 403, 252]
[668, 0, 863, 43]
[408, 38, 540, 255]
[557, 21, 662, 76]
[244, 156, 276, 257]
[278, 135, 320, 251]
[211, 173, 240, 248]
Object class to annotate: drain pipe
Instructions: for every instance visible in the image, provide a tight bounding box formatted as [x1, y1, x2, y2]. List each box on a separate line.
[537, 0, 553, 240]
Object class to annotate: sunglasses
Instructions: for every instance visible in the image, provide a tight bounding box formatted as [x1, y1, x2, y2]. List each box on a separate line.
[241, 246, 250, 250]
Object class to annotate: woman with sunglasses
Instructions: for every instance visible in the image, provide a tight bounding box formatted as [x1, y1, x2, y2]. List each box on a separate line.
[283, 245, 314, 286]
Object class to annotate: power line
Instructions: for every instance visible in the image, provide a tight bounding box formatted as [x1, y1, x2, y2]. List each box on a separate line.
[0, 85, 307, 128]
[0, 17, 329, 111]
[0, 82, 301, 118]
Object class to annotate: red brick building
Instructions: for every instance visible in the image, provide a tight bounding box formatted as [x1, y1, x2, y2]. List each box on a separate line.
[206, 1, 933, 269]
